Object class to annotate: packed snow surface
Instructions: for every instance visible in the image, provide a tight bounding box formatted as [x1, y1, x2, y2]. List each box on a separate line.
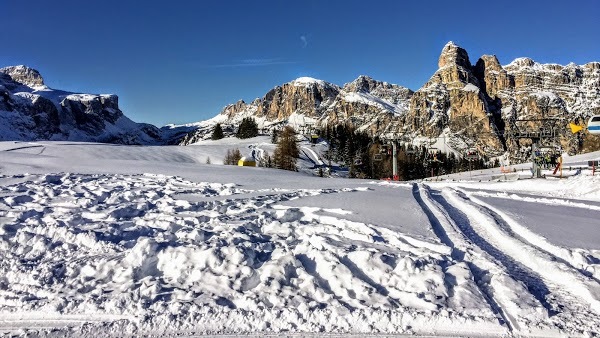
[1, 141, 600, 337]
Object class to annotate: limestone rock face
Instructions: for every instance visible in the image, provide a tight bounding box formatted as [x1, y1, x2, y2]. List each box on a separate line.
[438, 41, 471, 69]
[503, 59, 600, 117]
[256, 78, 340, 120]
[496, 58, 600, 155]
[222, 100, 252, 119]
[343, 75, 413, 105]
[402, 42, 504, 155]
[322, 76, 413, 134]
[179, 76, 413, 144]
[400, 42, 599, 157]
[213, 78, 340, 121]
[474, 55, 513, 100]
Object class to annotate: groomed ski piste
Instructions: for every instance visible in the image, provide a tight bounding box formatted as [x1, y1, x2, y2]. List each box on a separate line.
[1, 138, 599, 337]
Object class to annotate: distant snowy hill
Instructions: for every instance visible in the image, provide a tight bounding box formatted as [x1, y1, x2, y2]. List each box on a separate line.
[0, 65, 190, 145]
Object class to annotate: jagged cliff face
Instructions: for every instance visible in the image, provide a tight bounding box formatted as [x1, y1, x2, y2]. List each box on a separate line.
[180, 76, 413, 144]
[500, 58, 600, 120]
[325, 76, 413, 133]
[404, 42, 600, 156]
[219, 78, 340, 121]
[404, 42, 504, 155]
[479, 55, 600, 156]
[0, 66, 163, 144]
[257, 78, 340, 120]
[0, 65, 45, 87]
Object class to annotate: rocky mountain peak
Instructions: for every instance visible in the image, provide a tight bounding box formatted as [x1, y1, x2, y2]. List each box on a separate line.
[343, 75, 400, 93]
[342, 75, 413, 106]
[256, 78, 340, 120]
[343, 75, 378, 92]
[474, 55, 512, 99]
[0, 64, 166, 144]
[475, 55, 503, 72]
[291, 77, 334, 89]
[0, 65, 45, 87]
[222, 99, 251, 119]
[504, 57, 536, 70]
[438, 41, 472, 69]
[180, 42, 599, 160]
[585, 62, 600, 71]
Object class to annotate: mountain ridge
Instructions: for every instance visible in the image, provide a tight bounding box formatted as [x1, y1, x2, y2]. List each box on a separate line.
[180, 42, 600, 161]
[0, 66, 193, 145]
[3, 41, 599, 159]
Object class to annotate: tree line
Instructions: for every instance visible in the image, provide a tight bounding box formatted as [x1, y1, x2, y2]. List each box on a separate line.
[214, 118, 492, 179]
[318, 124, 491, 180]
[211, 117, 258, 140]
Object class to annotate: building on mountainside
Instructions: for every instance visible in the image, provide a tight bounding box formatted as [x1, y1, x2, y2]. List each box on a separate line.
[238, 156, 256, 167]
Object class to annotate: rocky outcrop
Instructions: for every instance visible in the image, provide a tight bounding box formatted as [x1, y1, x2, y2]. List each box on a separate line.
[473, 55, 512, 100]
[402, 42, 504, 154]
[217, 78, 340, 121]
[483, 57, 600, 157]
[402, 42, 600, 157]
[0, 66, 163, 144]
[257, 78, 340, 120]
[0, 65, 45, 87]
[342, 75, 413, 105]
[323, 76, 413, 134]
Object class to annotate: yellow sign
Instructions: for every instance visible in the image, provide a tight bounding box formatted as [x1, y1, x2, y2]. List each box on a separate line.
[569, 123, 583, 134]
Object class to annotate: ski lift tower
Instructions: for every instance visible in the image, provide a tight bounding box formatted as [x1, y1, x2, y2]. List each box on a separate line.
[504, 118, 562, 178]
[381, 121, 409, 181]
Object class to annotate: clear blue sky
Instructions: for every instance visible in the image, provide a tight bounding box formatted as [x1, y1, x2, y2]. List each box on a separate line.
[3, 0, 599, 126]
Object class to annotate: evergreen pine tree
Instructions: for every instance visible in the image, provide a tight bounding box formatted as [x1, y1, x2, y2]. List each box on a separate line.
[211, 123, 224, 140]
[236, 118, 259, 139]
[271, 129, 279, 144]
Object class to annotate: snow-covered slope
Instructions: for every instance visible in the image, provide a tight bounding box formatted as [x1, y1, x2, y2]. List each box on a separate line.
[1, 141, 600, 336]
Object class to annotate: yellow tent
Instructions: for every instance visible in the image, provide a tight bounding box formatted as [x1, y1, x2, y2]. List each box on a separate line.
[238, 156, 256, 167]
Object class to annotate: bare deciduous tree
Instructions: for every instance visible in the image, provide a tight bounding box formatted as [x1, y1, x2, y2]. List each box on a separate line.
[273, 126, 299, 171]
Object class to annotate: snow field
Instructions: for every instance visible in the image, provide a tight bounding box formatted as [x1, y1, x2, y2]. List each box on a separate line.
[1, 143, 600, 336]
[1, 172, 504, 336]
[418, 183, 600, 335]
[413, 184, 548, 334]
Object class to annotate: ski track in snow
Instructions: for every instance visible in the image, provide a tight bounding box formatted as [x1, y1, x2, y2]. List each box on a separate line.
[0, 172, 508, 337]
[301, 146, 324, 167]
[414, 183, 600, 336]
